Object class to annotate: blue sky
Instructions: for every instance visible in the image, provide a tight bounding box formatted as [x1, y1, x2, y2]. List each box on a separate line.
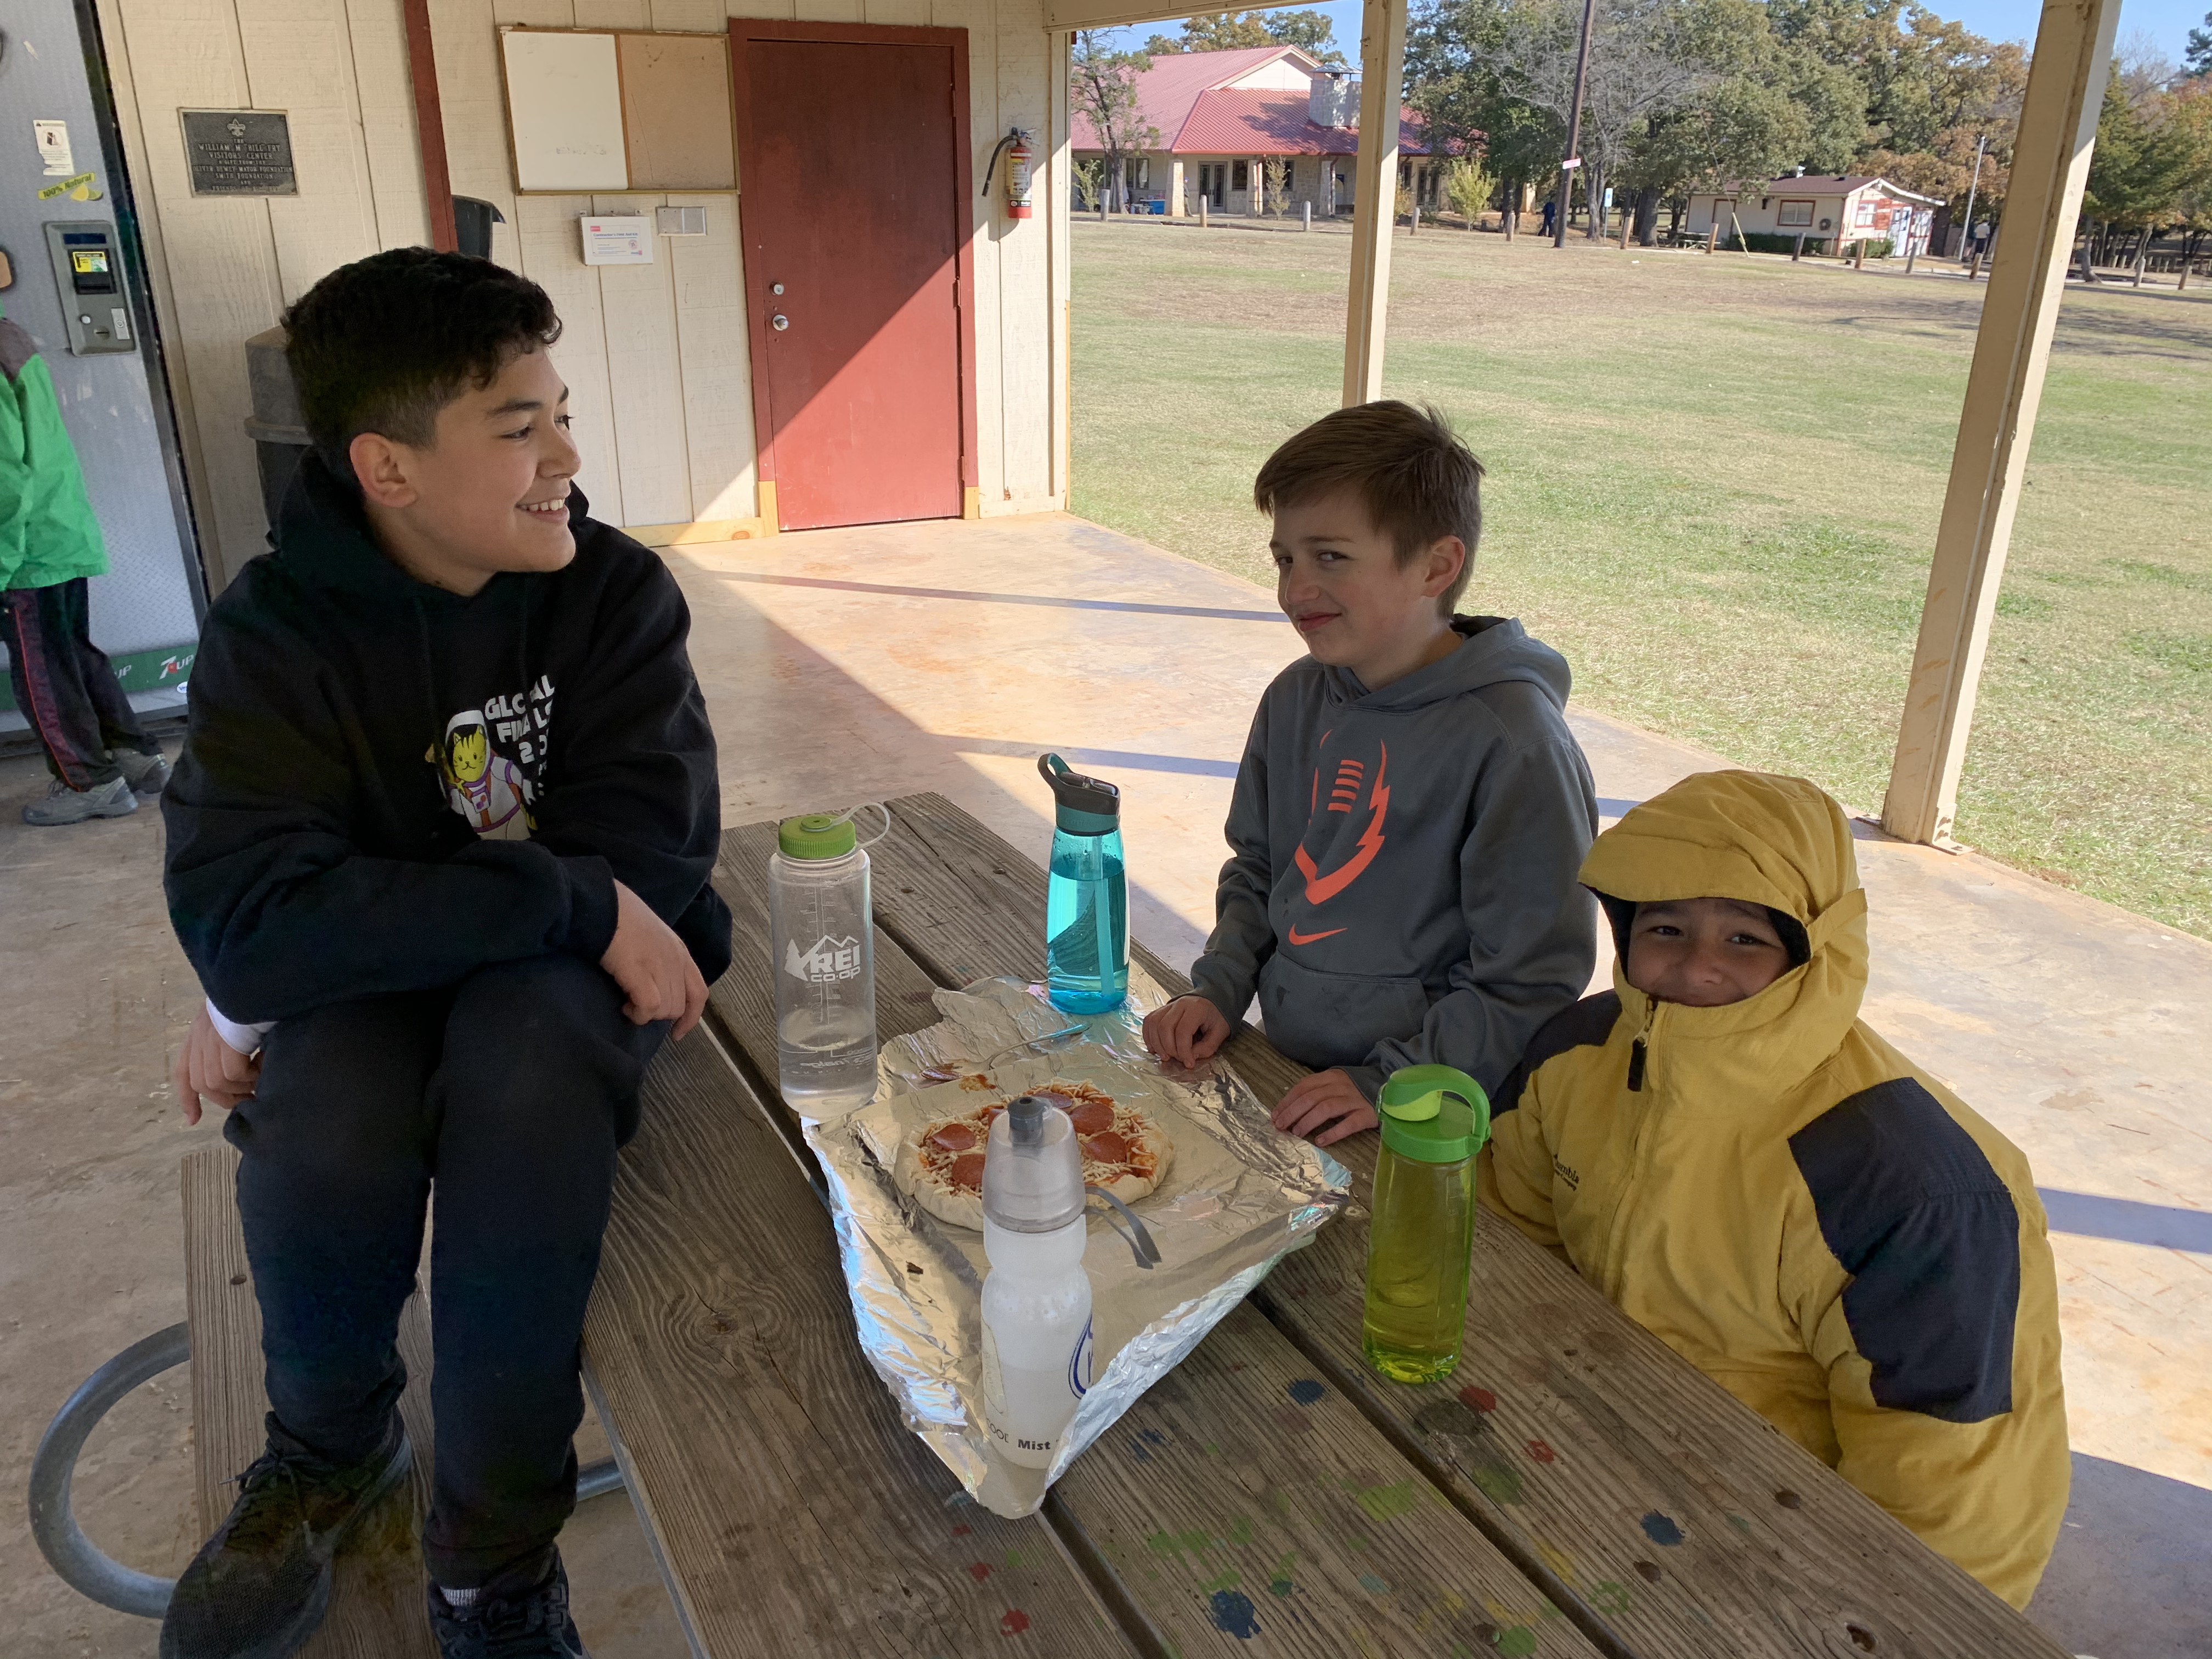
[1100, 1, 2204, 72]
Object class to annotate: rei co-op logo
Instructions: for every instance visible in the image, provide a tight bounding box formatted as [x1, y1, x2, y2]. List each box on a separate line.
[784, 935, 864, 984]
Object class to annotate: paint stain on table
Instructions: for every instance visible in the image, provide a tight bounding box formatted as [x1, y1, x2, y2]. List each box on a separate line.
[1286, 1378, 1327, 1406]
[998, 1607, 1030, 1635]
[1640, 1511, 1685, 1547]
[1208, 1587, 1261, 1638]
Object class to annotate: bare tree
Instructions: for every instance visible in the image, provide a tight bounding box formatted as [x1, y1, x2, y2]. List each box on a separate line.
[1071, 33, 1158, 213]
[1488, 0, 1712, 236]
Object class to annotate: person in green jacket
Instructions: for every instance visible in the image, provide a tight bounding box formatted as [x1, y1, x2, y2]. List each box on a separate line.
[1, 310, 170, 823]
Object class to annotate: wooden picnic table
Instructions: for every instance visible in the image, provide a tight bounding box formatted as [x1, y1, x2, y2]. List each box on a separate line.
[575, 790, 2076, 1659]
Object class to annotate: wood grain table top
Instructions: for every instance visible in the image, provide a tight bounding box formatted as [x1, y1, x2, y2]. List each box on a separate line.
[573, 791, 2070, 1659]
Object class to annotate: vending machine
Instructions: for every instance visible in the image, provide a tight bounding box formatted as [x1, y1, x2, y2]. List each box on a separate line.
[0, 0, 204, 744]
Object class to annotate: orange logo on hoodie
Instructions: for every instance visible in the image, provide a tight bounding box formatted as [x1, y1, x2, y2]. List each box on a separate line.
[1290, 738, 1389, 941]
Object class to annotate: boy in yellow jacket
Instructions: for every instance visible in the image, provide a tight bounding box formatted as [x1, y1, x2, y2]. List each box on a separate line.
[1482, 769, 2069, 1609]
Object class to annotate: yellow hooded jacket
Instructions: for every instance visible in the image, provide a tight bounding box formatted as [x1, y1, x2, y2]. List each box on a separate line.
[1480, 770, 2069, 1609]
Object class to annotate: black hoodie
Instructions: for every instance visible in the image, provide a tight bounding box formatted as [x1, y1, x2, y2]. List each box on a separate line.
[162, 453, 731, 1024]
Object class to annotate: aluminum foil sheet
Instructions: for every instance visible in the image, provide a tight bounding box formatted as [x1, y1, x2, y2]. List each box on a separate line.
[794, 972, 1350, 1517]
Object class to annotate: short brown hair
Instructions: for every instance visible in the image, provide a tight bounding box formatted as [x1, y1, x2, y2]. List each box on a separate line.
[1254, 400, 1485, 614]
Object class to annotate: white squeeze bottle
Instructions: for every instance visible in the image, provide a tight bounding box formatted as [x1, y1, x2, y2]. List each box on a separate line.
[980, 1096, 1094, 1469]
[769, 812, 878, 1114]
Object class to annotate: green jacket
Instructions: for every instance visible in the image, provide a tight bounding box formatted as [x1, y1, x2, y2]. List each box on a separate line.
[0, 314, 108, 591]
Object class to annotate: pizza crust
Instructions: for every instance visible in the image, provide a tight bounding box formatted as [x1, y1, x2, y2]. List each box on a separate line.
[894, 1083, 1173, 1232]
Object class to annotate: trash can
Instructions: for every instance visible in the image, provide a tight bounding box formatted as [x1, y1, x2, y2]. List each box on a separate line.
[243, 325, 309, 529]
[453, 195, 505, 259]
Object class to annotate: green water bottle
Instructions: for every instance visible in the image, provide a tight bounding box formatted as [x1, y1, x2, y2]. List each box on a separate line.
[1361, 1065, 1491, 1384]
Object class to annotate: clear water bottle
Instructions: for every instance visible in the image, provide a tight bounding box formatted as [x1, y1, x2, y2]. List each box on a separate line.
[769, 812, 877, 1114]
[1038, 754, 1127, 1013]
[1362, 1065, 1491, 1384]
[980, 1095, 1093, 1468]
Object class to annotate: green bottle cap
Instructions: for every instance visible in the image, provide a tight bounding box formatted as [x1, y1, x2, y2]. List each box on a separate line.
[778, 812, 857, 860]
[1375, 1065, 1490, 1164]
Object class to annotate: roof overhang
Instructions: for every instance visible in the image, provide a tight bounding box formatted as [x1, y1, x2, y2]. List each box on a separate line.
[1046, 0, 1215, 27]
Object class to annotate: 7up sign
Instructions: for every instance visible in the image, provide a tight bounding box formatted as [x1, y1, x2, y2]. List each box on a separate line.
[785, 934, 864, 984]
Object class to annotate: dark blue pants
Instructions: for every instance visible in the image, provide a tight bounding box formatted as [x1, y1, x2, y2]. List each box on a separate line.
[1, 577, 155, 788]
[224, 954, 664, 1588]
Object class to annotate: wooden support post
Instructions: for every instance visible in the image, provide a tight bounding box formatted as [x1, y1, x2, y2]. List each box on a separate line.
[1168, 157, 1184, 219]
[1341, 0, 1408, 405]
[1881, 0, 2119, 846]
[400, 0, 457, 253]
[1303, 200, 1312, 232]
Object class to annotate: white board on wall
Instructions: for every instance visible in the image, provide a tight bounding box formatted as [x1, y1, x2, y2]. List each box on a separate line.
[501, 31, 628, 191]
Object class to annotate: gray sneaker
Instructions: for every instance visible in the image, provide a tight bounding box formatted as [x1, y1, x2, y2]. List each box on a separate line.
[22, 774, 138, 826]
[160, 1419, 412, 1659]
[117, 748, 173, 795]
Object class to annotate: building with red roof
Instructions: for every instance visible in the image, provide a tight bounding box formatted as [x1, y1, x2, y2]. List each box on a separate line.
[1070, 45, 1436, 219]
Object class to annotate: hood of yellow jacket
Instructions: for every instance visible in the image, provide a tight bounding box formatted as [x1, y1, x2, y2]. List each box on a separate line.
[1578, 770, 1869, 1113]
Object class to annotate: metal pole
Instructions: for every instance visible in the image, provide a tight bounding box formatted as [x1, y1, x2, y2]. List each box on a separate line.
[1551, 0, 1597, 249]
[1958, 133, 1987, 263]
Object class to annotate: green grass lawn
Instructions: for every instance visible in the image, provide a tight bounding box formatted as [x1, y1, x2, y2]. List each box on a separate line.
[1070, 219, 2212, 938]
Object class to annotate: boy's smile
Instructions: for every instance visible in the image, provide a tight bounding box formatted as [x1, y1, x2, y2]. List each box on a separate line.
[351, 346, 581, 597]
[1624, 897, 1792, 1007]
[1271, 487, 1466, 692]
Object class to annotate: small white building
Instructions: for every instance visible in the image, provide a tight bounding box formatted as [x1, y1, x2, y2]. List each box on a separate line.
[1685, 174, 1940, 256]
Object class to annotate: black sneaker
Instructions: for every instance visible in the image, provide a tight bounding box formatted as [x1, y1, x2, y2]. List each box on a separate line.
[428, 1553, 589, 1658]
[159, 1418, 411, 1659]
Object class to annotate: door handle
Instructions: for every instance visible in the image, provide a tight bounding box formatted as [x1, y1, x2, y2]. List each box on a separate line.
[771, 314, 789, 331]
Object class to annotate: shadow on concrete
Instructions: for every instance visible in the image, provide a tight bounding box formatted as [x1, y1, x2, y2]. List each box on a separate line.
[2038, 1189, 2212, 1255]
[2029, 1453, 2212, 1659]
[715, 569, 1282, 623]
[669, 556, 1208, 972]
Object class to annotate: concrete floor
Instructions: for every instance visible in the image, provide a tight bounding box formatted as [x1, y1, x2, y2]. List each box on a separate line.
[4, 512, 2205, 1658]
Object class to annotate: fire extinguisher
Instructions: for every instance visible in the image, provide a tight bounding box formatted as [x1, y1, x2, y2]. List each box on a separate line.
[983, 127, 1035, 221]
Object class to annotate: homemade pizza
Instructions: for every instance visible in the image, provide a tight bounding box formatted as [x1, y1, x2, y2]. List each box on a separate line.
[893, 1081, 1174, 1231]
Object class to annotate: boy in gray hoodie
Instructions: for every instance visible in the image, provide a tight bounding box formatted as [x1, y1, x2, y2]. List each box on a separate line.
[1143, 402, 1597, 1146]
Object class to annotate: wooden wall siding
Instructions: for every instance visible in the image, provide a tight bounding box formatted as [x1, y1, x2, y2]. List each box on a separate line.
[98, 0, 1060, 592]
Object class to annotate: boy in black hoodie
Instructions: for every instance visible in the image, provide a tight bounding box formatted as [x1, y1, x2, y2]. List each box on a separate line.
[159, 250, 730, 1659]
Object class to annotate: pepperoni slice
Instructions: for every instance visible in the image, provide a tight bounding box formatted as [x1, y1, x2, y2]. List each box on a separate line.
[1081, 1130, 1131, 1167]
[927, 1121, 978, 1154]
[947, 1152, 986, 1190]
[1065, 1097, 1116, 1135]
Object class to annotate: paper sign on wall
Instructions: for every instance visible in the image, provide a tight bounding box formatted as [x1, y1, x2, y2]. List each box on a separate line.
[579, 216, 653, 266]
[35, 121, 75, 176]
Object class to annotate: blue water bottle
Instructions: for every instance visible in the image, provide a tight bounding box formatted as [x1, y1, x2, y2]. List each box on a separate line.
[1039, 754, 1128, 1013]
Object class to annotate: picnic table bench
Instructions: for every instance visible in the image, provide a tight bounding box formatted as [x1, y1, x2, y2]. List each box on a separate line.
[177, 790, 2076, 1658]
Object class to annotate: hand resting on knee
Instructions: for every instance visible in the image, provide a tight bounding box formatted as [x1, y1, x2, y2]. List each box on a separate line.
[602, 878, 708, 1040]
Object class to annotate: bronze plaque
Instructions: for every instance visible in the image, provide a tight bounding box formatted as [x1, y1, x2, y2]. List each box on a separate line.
[181, 110, 297, 196]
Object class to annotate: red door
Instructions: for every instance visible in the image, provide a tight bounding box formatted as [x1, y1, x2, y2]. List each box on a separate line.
[733, 25, 972, 532]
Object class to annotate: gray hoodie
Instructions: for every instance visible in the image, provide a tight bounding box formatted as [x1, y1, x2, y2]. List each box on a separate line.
[1189, 616, 1598, 1101]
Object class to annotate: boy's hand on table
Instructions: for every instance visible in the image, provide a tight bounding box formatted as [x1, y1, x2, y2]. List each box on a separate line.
[175, 1005, 261, 1127]
[1272, 1069, 1377, 1147]
[602, 879, 708, 1040]
[1143, 994, 1229, 1069]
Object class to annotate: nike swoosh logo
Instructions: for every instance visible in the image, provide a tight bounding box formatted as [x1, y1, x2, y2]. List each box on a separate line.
[1285, 925, 1346, 945]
